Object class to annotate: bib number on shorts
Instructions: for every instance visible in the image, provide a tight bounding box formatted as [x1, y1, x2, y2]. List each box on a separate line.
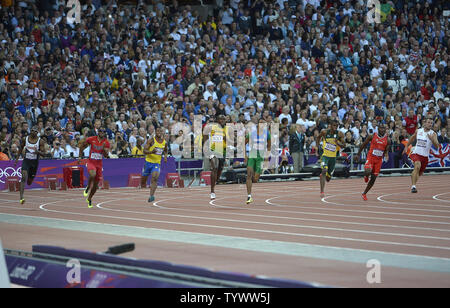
[90, 152, 103, 160]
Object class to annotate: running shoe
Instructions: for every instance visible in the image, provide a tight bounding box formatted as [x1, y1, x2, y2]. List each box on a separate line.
[19, 199, 25, 205]
[86, 199, 93, 208]
[364, 176, 369, 183]
[362, 194, 368, 201]
[320, 192, 325, 199]
[83, 187, 89, 197]
[148, 196, 155, 203]
[246, 196, 253, 204]
[411, 187, 418, 193]
[210, 193, 216, 200]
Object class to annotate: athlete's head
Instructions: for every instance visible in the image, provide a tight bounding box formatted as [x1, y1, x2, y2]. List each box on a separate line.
[98, 128, 106, 139]
[330, 120, 339, 132]
[155, 126, 163, 139]
[30, 126, 39, 137]
[424, 117, 434, 130]
[378, 123, 386, 136]
[217, 115, 226, 127]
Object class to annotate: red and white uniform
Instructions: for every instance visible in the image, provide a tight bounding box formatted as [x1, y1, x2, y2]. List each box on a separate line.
[365, 133, 388, 176]
[86, 136, 110, 181]
[410, 128, 434, 175]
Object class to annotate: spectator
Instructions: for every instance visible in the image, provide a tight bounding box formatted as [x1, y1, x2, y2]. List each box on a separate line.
[131, 137, 145, 158]
[289, 124, 306, 173]
[51, 140, 66, 159]
[403, 109, 418, 137]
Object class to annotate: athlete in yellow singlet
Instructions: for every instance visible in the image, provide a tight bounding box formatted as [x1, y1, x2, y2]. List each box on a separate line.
[203, 115, 228, 200]
[142, 127, 168, 202]
[316, 120, 346, 198]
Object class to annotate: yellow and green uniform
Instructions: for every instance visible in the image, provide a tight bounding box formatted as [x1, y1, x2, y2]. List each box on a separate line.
[246, 127, 271, 174]
[142, 137, 166, 176]
[320, 130, 339, 176]
[210, 124, 228, 157]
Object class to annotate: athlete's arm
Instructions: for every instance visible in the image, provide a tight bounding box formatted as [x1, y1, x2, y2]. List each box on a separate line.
[355, 134, 373, 163]
[38, 139, 47, 157]
[356, 134, 373, 156]
[336, 131, 346, 149]
[316, 130, 325, 156]
[384, 138, 391, 162]
[403, 130, 417, 154]
[143, 138, 155, 155]
[14, 137, 26, 166]
[164, 142, 168, 163]
[78, 137, 90, 155]
[428, 131, 441, 150]
[103, 141, 111, 158]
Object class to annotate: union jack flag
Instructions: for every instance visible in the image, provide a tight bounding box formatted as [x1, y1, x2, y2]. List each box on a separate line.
[428, 144, 450, 167]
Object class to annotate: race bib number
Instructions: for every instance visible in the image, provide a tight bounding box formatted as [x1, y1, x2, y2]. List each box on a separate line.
[416, 139, 427, 148]
[372, 149, 384, 157]
[154, 147, 163, 155]
[90, 152, 103, 160]
[211, 135, 223, 143]
[324, 143, 336, 152]
[26, 153, 37, 160]
[254, 142, 265, 151]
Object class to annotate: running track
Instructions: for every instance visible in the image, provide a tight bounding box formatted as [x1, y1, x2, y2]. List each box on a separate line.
[0, 174, 449, 288]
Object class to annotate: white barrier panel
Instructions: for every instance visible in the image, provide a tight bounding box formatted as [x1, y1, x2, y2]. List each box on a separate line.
[0, 239, 10, 288]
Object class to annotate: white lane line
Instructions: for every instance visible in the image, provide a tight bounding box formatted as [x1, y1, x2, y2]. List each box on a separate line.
[38, 197, 450, 251]
[93, 202, 450, 241]
[433, 192, 450, 203]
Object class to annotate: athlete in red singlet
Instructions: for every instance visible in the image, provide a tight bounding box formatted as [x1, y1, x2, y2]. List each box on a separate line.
[354, 124, 390, 201]
[79, 129, 110, 208]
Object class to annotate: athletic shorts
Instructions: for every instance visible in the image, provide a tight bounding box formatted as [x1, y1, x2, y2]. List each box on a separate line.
[320, 156, 336, 176]
[142, 161, 161, 177]
[209, 155, 225, 171]
[22, 159, 39, 179]
[364, 155, 383, 176]
[86, 159, 103, 182]
[410, 154, 428, 175]
[247, 157, 264, 174]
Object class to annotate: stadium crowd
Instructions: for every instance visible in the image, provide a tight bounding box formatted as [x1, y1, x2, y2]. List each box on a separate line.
[0, 0, 448, 173]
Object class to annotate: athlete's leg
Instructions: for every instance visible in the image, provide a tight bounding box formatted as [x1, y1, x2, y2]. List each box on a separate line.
[84, 168, 96, 196]
[411, 161, 421, 187]
[19, 169, 28, 203]
[216, 159, 224, 183]
[320, 166, 327, 195]
[246, 166, 254, 196]
[326, 157, 335, 182]
[86, 169, 97, 208]
[149, 171, 160, 201]
[363, 174, 377, 195]
[210, 157, 217, 195]
[140, 176, 148, 189]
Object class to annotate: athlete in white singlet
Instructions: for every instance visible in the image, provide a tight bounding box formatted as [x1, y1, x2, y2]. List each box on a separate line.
[403, 117, 441, 193]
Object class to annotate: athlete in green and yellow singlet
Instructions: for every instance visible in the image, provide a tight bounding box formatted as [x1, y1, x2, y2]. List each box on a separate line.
[203, 115, 229, 200]
[316, 120, 346, 198]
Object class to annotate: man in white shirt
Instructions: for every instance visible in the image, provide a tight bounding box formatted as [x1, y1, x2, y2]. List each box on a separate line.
[203, 81, 218, 101]
[52, 141, 66, 159]
[370, 60, 383, 80]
